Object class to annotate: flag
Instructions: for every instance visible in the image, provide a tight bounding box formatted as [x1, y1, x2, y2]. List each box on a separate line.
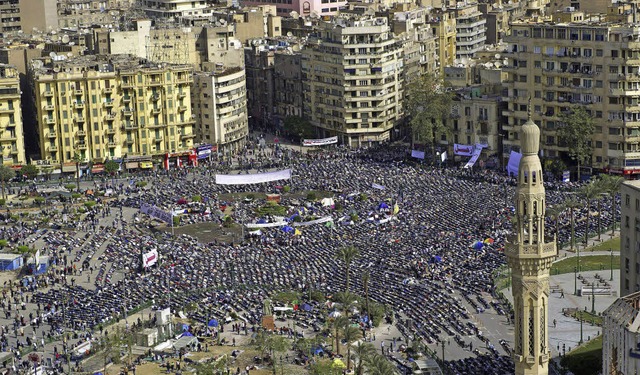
[393, 203, 399, 215]
[294, 229, 302, 236]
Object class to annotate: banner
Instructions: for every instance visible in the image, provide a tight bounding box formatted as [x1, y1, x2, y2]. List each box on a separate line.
[245, 221, 289, 229]
[411, 150, 425, 159]
[441, 151, 447, 163]
[196, 144, 213, 159]
[454, 144, 474, 156]
[34, 249, 40, 266]
[562, 170, 570, 183]
[371, 183, 386, 190]
[303, 136, 338, 147]
[142, 249, 159, 268]
[506, 151, 522, 177]
[140, 203, 173, 225]
[463, 144, 485, 169]
[215, 169, 291, 185]
[293, 216, 333, 227]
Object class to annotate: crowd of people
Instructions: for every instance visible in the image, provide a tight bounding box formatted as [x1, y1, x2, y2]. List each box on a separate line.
[0, 140, 619, 374]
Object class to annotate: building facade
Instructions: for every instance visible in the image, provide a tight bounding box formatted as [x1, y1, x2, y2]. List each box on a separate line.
[302, 17, 404, 147]
[32, 55, 195, 172]
[453, 2, 487, 60]
[240, 0, 348, 17]
[502, 19, 640, 176]
[505, 112, 556, 375]
[192, 68, 249, 155]
[602, 291, 640, 375]
[0, 64, 25, 166]
[0, 0, 57, 35]
[620, 180, 640, 296]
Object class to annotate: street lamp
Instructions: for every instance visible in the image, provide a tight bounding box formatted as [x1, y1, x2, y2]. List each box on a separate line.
[441, 339, 446, 374]
[574, 266, 578, 296]
[579, 312, 584, 345]
[591, 281, 596, 315]
[610, 249, 614, 282]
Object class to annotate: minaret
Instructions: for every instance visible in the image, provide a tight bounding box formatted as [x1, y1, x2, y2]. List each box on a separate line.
[505, 100, 557, 375]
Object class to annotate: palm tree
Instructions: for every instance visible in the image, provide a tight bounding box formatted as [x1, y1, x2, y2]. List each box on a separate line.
[361, 270, 371, 323]
[332, 315, 349, 357]
[0, 165, 14, 200]
[72, 152, 82, 191]
[599, 174, 624, 236]
[353, 342, 376, 375]
[342, 325, 361, 372]
[334, 291, 357, 315]
[545, 204, 565, 242]
[564, 198, 581, 253]
[335, 245, 360, 293]
[365, 353, 398, 375]
[579, 181, 604, 247]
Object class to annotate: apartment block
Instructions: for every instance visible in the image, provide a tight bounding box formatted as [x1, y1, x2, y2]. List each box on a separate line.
[453, 2, 487, 60]
[427, 11, 456, 73]
[240, 0, 348, 17]
[141, 0, 214, 21]
[32, 55, 195, 172]
[620, 180, 640, 296]
[0, 0, 57, 35]
[502, 18, 640, 176]
[192, 68, 248, 154]
[0, 65, 25, 167]
[302, 17, 403, 146]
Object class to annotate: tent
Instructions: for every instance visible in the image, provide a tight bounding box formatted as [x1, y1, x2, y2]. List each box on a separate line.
[208, 319, 219, 327]
[484, 238, 495, 245]
[257, 218, 267, 224]
[378, 202, 390, 210]
[282, 226, 294, 233]
[321, 197, 335, 207]
[301, 303, 312, 311]
[471, 241, 484, 250]
[182, 324, 189, 331]
[181, 332, 194, 337]
[332, 358, 346, 369]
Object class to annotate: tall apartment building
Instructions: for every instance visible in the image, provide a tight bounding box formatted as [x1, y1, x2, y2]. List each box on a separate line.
[392, 7, 439, 82]
[141, 0, 214, 21]
[240, 0, 348, 17]
[0, 64, 25, 167]
[502, 18, 640, 176]
[32, 55, 195, 173]
[302, 17, 403, 147]
[453, 2, 487, 60]
[0, 0, 57, 35]
[427, 11, 456, 74]
[192, 68, 249, 154]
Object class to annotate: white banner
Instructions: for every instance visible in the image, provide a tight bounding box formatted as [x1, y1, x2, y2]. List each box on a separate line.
[303, 136, 338, 147]
[142, 249, 159, 268]
[507, 151, 522, 177]
[140, 203, 173, 225]
[293, 216, 333, 227]
[441, 151, 447, 162]
[454, 144, 474, 156]
[34, 250, 40, 266]
[215, 169, 291, 185]
[463, 144, 485, 169]
[411, 150, 425, 159]
[245, 221, 288, 229]
[371, 183, 386, 190]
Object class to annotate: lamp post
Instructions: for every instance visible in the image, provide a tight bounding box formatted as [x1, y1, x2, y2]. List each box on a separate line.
[610, 249, 614, 281]
[579, 313, 584, 345]
[441, 339, 446, 374]
[574, 266, 578, 296]
[591, 281, 596, 315]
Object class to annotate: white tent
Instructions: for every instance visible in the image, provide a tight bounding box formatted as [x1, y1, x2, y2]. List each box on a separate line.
[321, 197, 335, 207]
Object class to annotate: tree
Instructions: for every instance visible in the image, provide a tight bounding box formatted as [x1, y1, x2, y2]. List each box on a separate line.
[557, 107, 595, 181]
[335, 245, 360, 293]
[104, 160, 119, 176]
[365, 353, 398, 375]
[331, 315, 349, 357]
[352, 342, 375, 375]
[406, 73, 454, 159]
[0, 165, 14, 199]
[599, 174, 624, 235]
[72, 152, 82, 191]
[342, 325, 361, 372]
[545, 204, 565, 242]
[361, 270, 371, 323]
[22, 164, 38, 181]
[579, 181, 604, 246]
[333, 291, 357, 315]
[283, 116, 315, 142]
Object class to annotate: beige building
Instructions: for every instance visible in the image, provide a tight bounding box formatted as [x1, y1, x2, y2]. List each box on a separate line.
[602, 291, 640, 375]
[427, 11, 456, 74]
[392, 7, 439, 83]
[192, 68, 248, 154]
[0, 0, 57, 35]
[302, 17, 404, 147]
[620, 180, 640, 296]
[141, 0, 213, 21]
[0, 64, 25, 166]
[502, 18, 640, 176]
[32, 55, 195, 172]
[453, 2, 487, 60]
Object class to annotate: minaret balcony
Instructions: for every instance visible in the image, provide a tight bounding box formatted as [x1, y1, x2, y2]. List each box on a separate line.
[505, 236, 557, 258]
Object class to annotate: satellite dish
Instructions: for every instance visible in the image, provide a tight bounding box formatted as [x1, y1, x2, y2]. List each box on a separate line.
[69, 42, 75, 46]
[67, 52, 73, 57]
[290, 11, 299, 18]
[287, 32, 293, 37]
[61, 34, 70, 43]
[503, 59, 509, 66]
[49, 52, 56, 58]
[53, 66, 60, 72]
[495, 53, 501, 59]
[453, 59, 460, 64]
[494, 61, 502, 68]
[51, 35, 60, 41]
[32, 60, 44, 69]
[219, 19, 227, 25]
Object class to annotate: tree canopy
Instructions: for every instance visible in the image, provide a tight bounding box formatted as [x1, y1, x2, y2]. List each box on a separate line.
[104, 160, 119, 175]
[283, 116, 315, 141]
[406, 73, 454, 148]
[21, 164, 38, 180]
[557, 106, 595, 180]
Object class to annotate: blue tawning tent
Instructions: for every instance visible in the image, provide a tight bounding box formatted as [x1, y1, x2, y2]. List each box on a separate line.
[378, 202, 390, 209]
[301, 303, 312, 311]
[471, 241, 484, 250]
[182, 324, 189, 331]
[282, 226, 294, 233]
[257, 218, 267, 224]
[208, 319, 219, 327]
[182, 332, 194, 337]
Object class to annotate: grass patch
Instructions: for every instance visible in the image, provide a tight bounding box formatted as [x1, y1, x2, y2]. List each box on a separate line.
[551, 255, 619, 275]
[561, 335, 602, 375]
[570, 310, 603, 326]
[255, 202, 287, 216]
[587, 236, 620, 252]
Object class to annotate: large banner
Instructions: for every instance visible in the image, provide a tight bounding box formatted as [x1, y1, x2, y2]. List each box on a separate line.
[215, 169, 291, 185]
[506, 151, 522, 177]
[454, 144, 474, 156]
[411, 150, 425, 159]
[245, 221, 289, 229]
[293, 216, 333, 227]
[303, 136, 338, 147]
[463, 144, 484, 169]
[196, 144, 214, 159]
[371, 183, 386, 190]
[142, 249, 159, 268]
[140, 203, 173, 225]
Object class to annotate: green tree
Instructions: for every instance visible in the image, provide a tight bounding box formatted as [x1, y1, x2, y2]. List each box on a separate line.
[331, 315, 349, 357]
[579, 181, 604, 246]
[342, 325, 361, 372]
[334, 291, 357, 315]
[406, 73, 454, 158]
[72, 152, 82, 191]
[335, 245, 360, 293]
[104, 160, 119, 176]
[557, 107, 595, 181]
[598, 174, 624, 235]
[283, 116, 315, 141]
[365, 353, 398, 375]
[546, 204, 565, 242]
[310, 359, 341, 375]
[361, 270, 371, 323]
[21, 164, 38, 181]
[0, 165, 14, 199]
[352, 341, 376, 375]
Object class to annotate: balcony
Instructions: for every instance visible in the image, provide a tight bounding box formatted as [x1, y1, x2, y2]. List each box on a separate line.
[103, 86, 113, 94]
[153, 135, 163, 142]
[74, 89, 83, 95]
[125, 138, 135, 144]
[177, 105, 188, 112]
[104, 100, 114, 108]
[45, 117, 55, 125]
[105, 113, 116, 121]
[74, 101, 85, 109]
[149, 79, 162, 86]
[43, 90, 53, 97]
[106, 128, 116, 134]
[75, 116, 85, 123]
[151, 94, 161, 101]
[47, 133, 56, 139]
[9, 148, 18, 155]
[180, 133, 195, 139]
[45, 104, 55, 111]
[77, 143, 87, 150]
[121, 81, 134, 88]
[152, 108, 161, 115]
[107, 141, 117, 147]
[77, 130, 86, 137]
[123, 109, 133, 116]
[123, 96, 132, 102]
[123, 124, 138, 130]
[49, 145, 57, 151]
[177, 91, 186, 99]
